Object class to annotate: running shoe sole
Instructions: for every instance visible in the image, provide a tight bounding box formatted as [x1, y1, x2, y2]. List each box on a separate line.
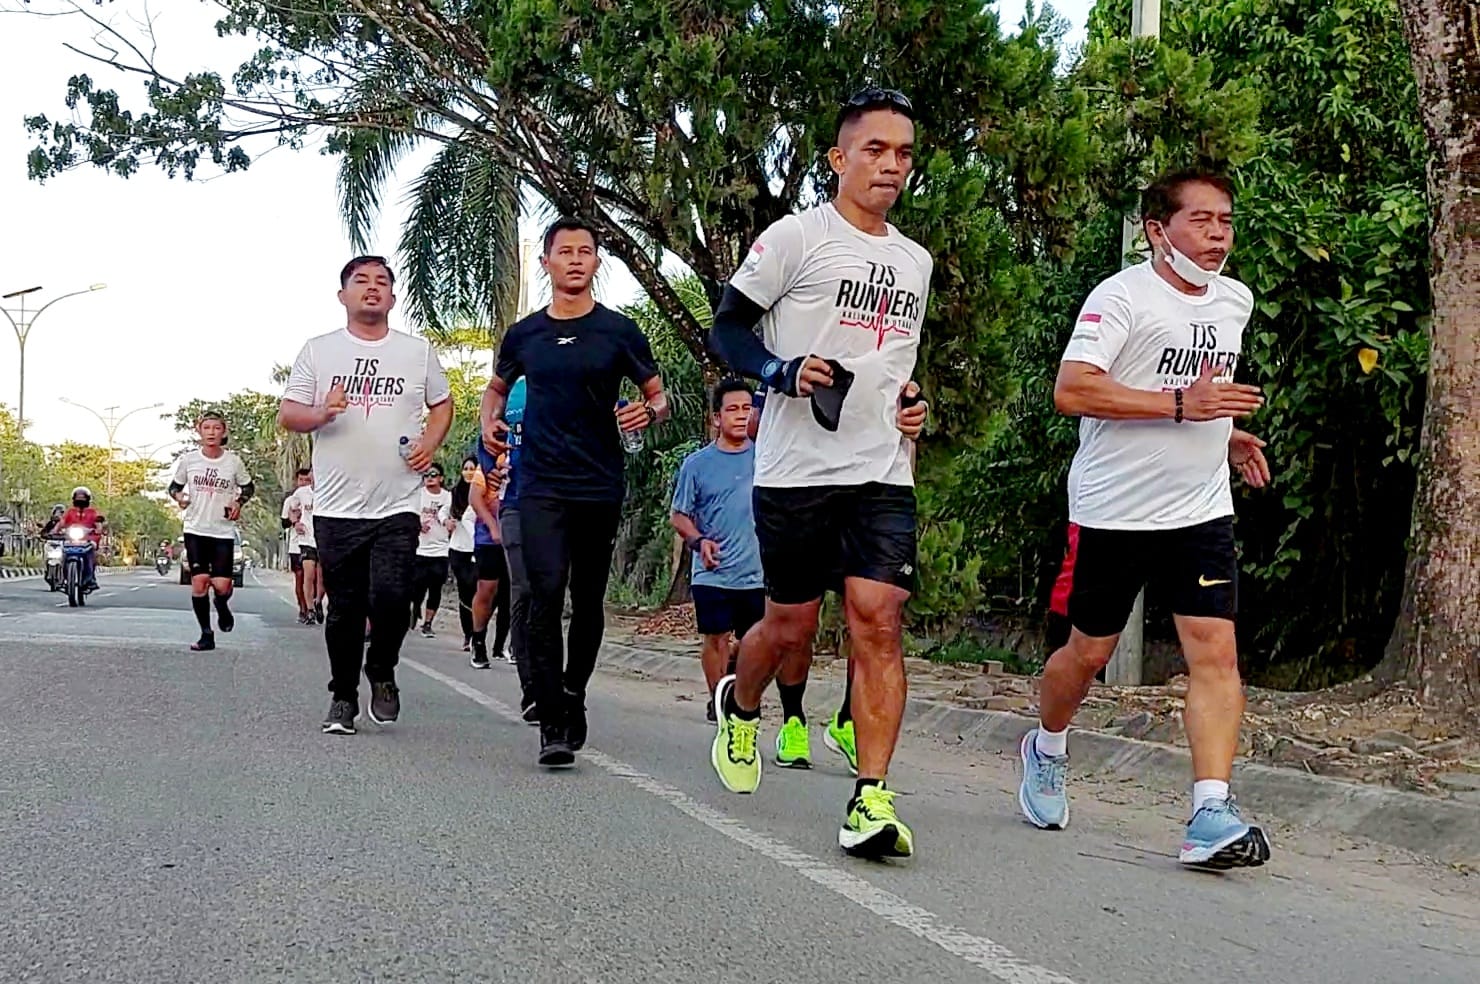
[1179, 825, 1272, 870]
[321, 721, 356, 736]
[775, 755, 812, 769]
[838, 824, 912, 860]
[1017, 731, 1068, 831]
[822, 729, 858, 776]
[471, 656, 491, 669]
[366, 696, 398, 726]
[539, 744, 575, 768]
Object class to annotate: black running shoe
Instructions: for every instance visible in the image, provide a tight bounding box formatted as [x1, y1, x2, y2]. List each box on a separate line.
[421, 623, 435, 638]
[470, 651, 491, 669]
[368, 681, 400, 724]
[216, 605, 235, 633]
[539, 725, 574, 768]
[565, 690, 588, 751]
[521, 699, 540, 725]
[321, 699, 357, 735]
[313, 602, 324, 624]
[190, 632, 215, 652]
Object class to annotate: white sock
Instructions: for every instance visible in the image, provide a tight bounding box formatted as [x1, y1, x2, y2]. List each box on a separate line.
[1192, 779, 1230, 813]
[1035, 725, 1068, 758]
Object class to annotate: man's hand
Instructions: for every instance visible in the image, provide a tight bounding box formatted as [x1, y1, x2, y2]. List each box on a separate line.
[445, 518, 459, 534]
[481, 419, 510, 456]
[1230, 429, 1271, 488]
[420, 518, 433, 534]
[776, 355, 834, 398]
[320, 382, 348, 427]
[294, 522, 307, 536]
[616, 400, 655, 433]
[897, 381, 928, 440]
[404, 435, 434, 473]
[699, 539, 721, 571]
[1182, 361, 1264, 422]
[225, 501, 242, 522]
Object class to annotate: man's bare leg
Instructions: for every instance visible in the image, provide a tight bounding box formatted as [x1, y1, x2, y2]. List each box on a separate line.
[841, 578, 908, 780]
[700, 633, 731, 695]
[733, 599, 820, 713]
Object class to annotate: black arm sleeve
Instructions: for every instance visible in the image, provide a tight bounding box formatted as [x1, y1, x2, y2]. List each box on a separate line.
[281, 517, 293, 530]
[237, 481, 256, 505]
[707, 286, 776, 382]
[168, 482, 185, 496]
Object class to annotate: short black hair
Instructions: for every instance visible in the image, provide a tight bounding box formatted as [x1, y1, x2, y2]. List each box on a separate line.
[340, 255, 396, 288]
[836, 87, 915, 142]
[542, 217, 600, 256]
[712, 377, 754, 413]
[1140, 170, 1235, 225]
[295, 467, 311, 478]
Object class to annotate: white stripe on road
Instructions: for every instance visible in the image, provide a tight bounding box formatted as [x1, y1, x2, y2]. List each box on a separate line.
[403, 658, 1079, 984]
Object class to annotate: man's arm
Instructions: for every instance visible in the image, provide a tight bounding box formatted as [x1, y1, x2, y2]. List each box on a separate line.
[671, 510, 704, 548]
[480, 376, 511, 453]
[421, 398, 454, 453]
[467, 482, 498, 531]
[639, 375, 671, 423]
[1055, 360, 1263, 422]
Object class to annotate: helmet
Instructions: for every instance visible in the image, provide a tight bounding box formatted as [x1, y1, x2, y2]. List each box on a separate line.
[72, 486, 93, 500]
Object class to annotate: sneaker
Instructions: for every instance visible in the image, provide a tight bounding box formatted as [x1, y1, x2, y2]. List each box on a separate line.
[824, 712, 858, 776]
[1018, 729, 1069, 830]
[1179, 797, 1272, 870]
[710, 675, 761, 794]
[775, 716, 812, 768]
[520, 699, 540, 725]
[462, 637, 471, 653]
[190, 631, 215, 652]
[321, 700, 357, 735]
[313, 602, 325, 624]
[565, 691, 588, 751]
[539, 724, 575, 768]
[216, 605, 235, 633]
[839, 782, 914, 860]
[367, 681, 400, 725]
[471, 640, 489, 667]
[503, 648, 516, 665]
[298, 611, 312, 625]
[421, 622, 435, 638]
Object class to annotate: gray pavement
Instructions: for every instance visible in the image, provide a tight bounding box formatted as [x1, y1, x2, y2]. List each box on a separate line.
[1, 567, 1475, 984]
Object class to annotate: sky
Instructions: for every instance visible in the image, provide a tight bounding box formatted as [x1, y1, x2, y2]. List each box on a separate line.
[0, 0, 1093, 459]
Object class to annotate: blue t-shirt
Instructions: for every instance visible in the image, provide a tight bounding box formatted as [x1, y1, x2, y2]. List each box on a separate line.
[475, 377, 527, 546]
[671, 442, 763, 590]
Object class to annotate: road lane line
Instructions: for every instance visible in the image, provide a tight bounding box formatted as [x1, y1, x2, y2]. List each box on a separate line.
[404, 658, 1080, 984]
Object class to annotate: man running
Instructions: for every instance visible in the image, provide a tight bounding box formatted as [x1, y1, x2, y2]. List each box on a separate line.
[464, 454, 505, 671]
[481, 217, 670, 768]
[671, 379, 774, 729]
[411, 464, 455, 637]
[1019, 169, 1274, 870]
[708, 88, 931, 859]
[283, 468, 322, 624]
[169, 411, 254, 652]
[279, 255, 452, 736]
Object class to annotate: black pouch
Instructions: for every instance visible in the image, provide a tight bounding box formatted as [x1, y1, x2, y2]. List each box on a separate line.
[809, 360, 855, 432]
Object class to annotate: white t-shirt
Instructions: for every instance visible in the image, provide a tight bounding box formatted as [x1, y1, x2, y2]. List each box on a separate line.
[449, 507, 475, 554]
[416, 487, 453, 558]
[172, 448, 252, 540]
[729, 203, 932, 489]
[1061, 261, 1253, 531]
[281, 493, 301, 554]
[282, 328, 451, 520]
[287, 485, 317, 549]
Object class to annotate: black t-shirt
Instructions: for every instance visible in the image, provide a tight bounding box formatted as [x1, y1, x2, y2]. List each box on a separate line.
[495, 303, 659, 503]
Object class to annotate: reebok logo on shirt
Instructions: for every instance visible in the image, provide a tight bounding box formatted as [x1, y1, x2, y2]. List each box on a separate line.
[557, 336, 576, 345]
[330, 357, 408, 416]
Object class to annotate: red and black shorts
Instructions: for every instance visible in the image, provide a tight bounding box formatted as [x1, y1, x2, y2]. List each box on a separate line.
[1058, 516, 1238, 638]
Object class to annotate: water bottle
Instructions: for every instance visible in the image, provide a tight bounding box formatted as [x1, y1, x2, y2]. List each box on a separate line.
[399, 435, 428, 474]
[615, 400, 645, 454]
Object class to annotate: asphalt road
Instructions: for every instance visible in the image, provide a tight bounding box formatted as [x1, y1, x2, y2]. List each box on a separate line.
[1, 567, 1476, 984]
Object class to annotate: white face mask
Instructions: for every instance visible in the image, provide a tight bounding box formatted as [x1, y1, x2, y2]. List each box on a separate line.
[1152, 223, 1226, 287]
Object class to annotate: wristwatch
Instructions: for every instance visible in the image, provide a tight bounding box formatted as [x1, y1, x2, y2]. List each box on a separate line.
[684, 534, 703, 553]
[644, 404, 658, 426]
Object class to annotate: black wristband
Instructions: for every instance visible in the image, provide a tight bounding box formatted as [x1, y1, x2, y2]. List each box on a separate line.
[1174, 388, 1185, 423]
[684, 534, 703, 553]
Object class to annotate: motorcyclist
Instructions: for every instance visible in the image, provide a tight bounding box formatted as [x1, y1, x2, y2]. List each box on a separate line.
[39, 504, 66, 538]
[58, 487, 105, 591]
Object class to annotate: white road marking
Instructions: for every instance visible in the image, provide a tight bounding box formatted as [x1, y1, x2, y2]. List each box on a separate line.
[403, 658, 1080, 984]
[130, 586, 143, 591]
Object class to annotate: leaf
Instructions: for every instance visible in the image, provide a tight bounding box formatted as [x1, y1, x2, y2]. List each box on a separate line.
[1357, 348, 1380, 374]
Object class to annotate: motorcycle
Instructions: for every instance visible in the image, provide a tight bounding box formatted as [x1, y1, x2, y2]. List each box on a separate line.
[44, 537, 64, 591]
[60, 524, 96, 608]
[155, 554, 171, 576]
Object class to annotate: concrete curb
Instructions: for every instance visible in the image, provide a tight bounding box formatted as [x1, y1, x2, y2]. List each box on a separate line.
[599, 641, 1480, 863]
[0, 567, 43, 579]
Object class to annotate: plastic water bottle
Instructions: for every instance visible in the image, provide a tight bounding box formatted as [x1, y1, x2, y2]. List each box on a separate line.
[615, 400, 645, 454]
[399, 435, 428, 474]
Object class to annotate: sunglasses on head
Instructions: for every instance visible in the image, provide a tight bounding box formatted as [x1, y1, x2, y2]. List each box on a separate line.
[843, 87, 913, 115]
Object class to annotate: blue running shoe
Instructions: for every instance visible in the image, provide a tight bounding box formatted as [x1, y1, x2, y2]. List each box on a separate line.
[1018, 729, 1069, 830]
[1179, 797, 1271, 870]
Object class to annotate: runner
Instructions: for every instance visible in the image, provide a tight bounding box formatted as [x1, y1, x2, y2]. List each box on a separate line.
[169, 411, 254, 652]
[448, 456, 481, 651]
[410, 464, 455, 637]
[708, 88, 931, 859]
[279, 255, 453, 736]
[284, 468, 323, 625]
[481, 217, 670, 767]
[464, 451, 506, 672]
[282, 473, 308, 621]
[1020, 169, 1273, 870]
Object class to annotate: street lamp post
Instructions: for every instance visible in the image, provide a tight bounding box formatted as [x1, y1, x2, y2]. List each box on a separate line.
[58, 399, 165, 496]
[1, 283, 107, 436]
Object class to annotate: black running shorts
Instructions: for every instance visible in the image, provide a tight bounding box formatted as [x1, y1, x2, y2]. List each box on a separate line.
[691, 584, 766, 638]
[184, 533, 235, 579]
[1066, 516, 1238, 637]
[474, 543, 508, 582]
[752, 483, 916, 606]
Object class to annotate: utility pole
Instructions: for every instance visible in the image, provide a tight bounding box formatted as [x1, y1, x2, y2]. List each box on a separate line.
[1104, 0, 1162, 687]
[1, 283, 107, 437]
[58, 399, 164, 496]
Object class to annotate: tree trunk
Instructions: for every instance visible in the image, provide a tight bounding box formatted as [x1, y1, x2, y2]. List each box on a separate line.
[1379, 0, 1480, 712]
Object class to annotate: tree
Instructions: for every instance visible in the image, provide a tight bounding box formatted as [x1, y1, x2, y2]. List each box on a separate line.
[1379, 0, 1480, 712]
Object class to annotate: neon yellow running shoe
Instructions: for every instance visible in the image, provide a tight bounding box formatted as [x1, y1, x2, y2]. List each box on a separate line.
[824, 711, 858, 776]
[839, 782, 914, 860]
[710, 675, 761, 794]
[774, 716, 812, 769]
